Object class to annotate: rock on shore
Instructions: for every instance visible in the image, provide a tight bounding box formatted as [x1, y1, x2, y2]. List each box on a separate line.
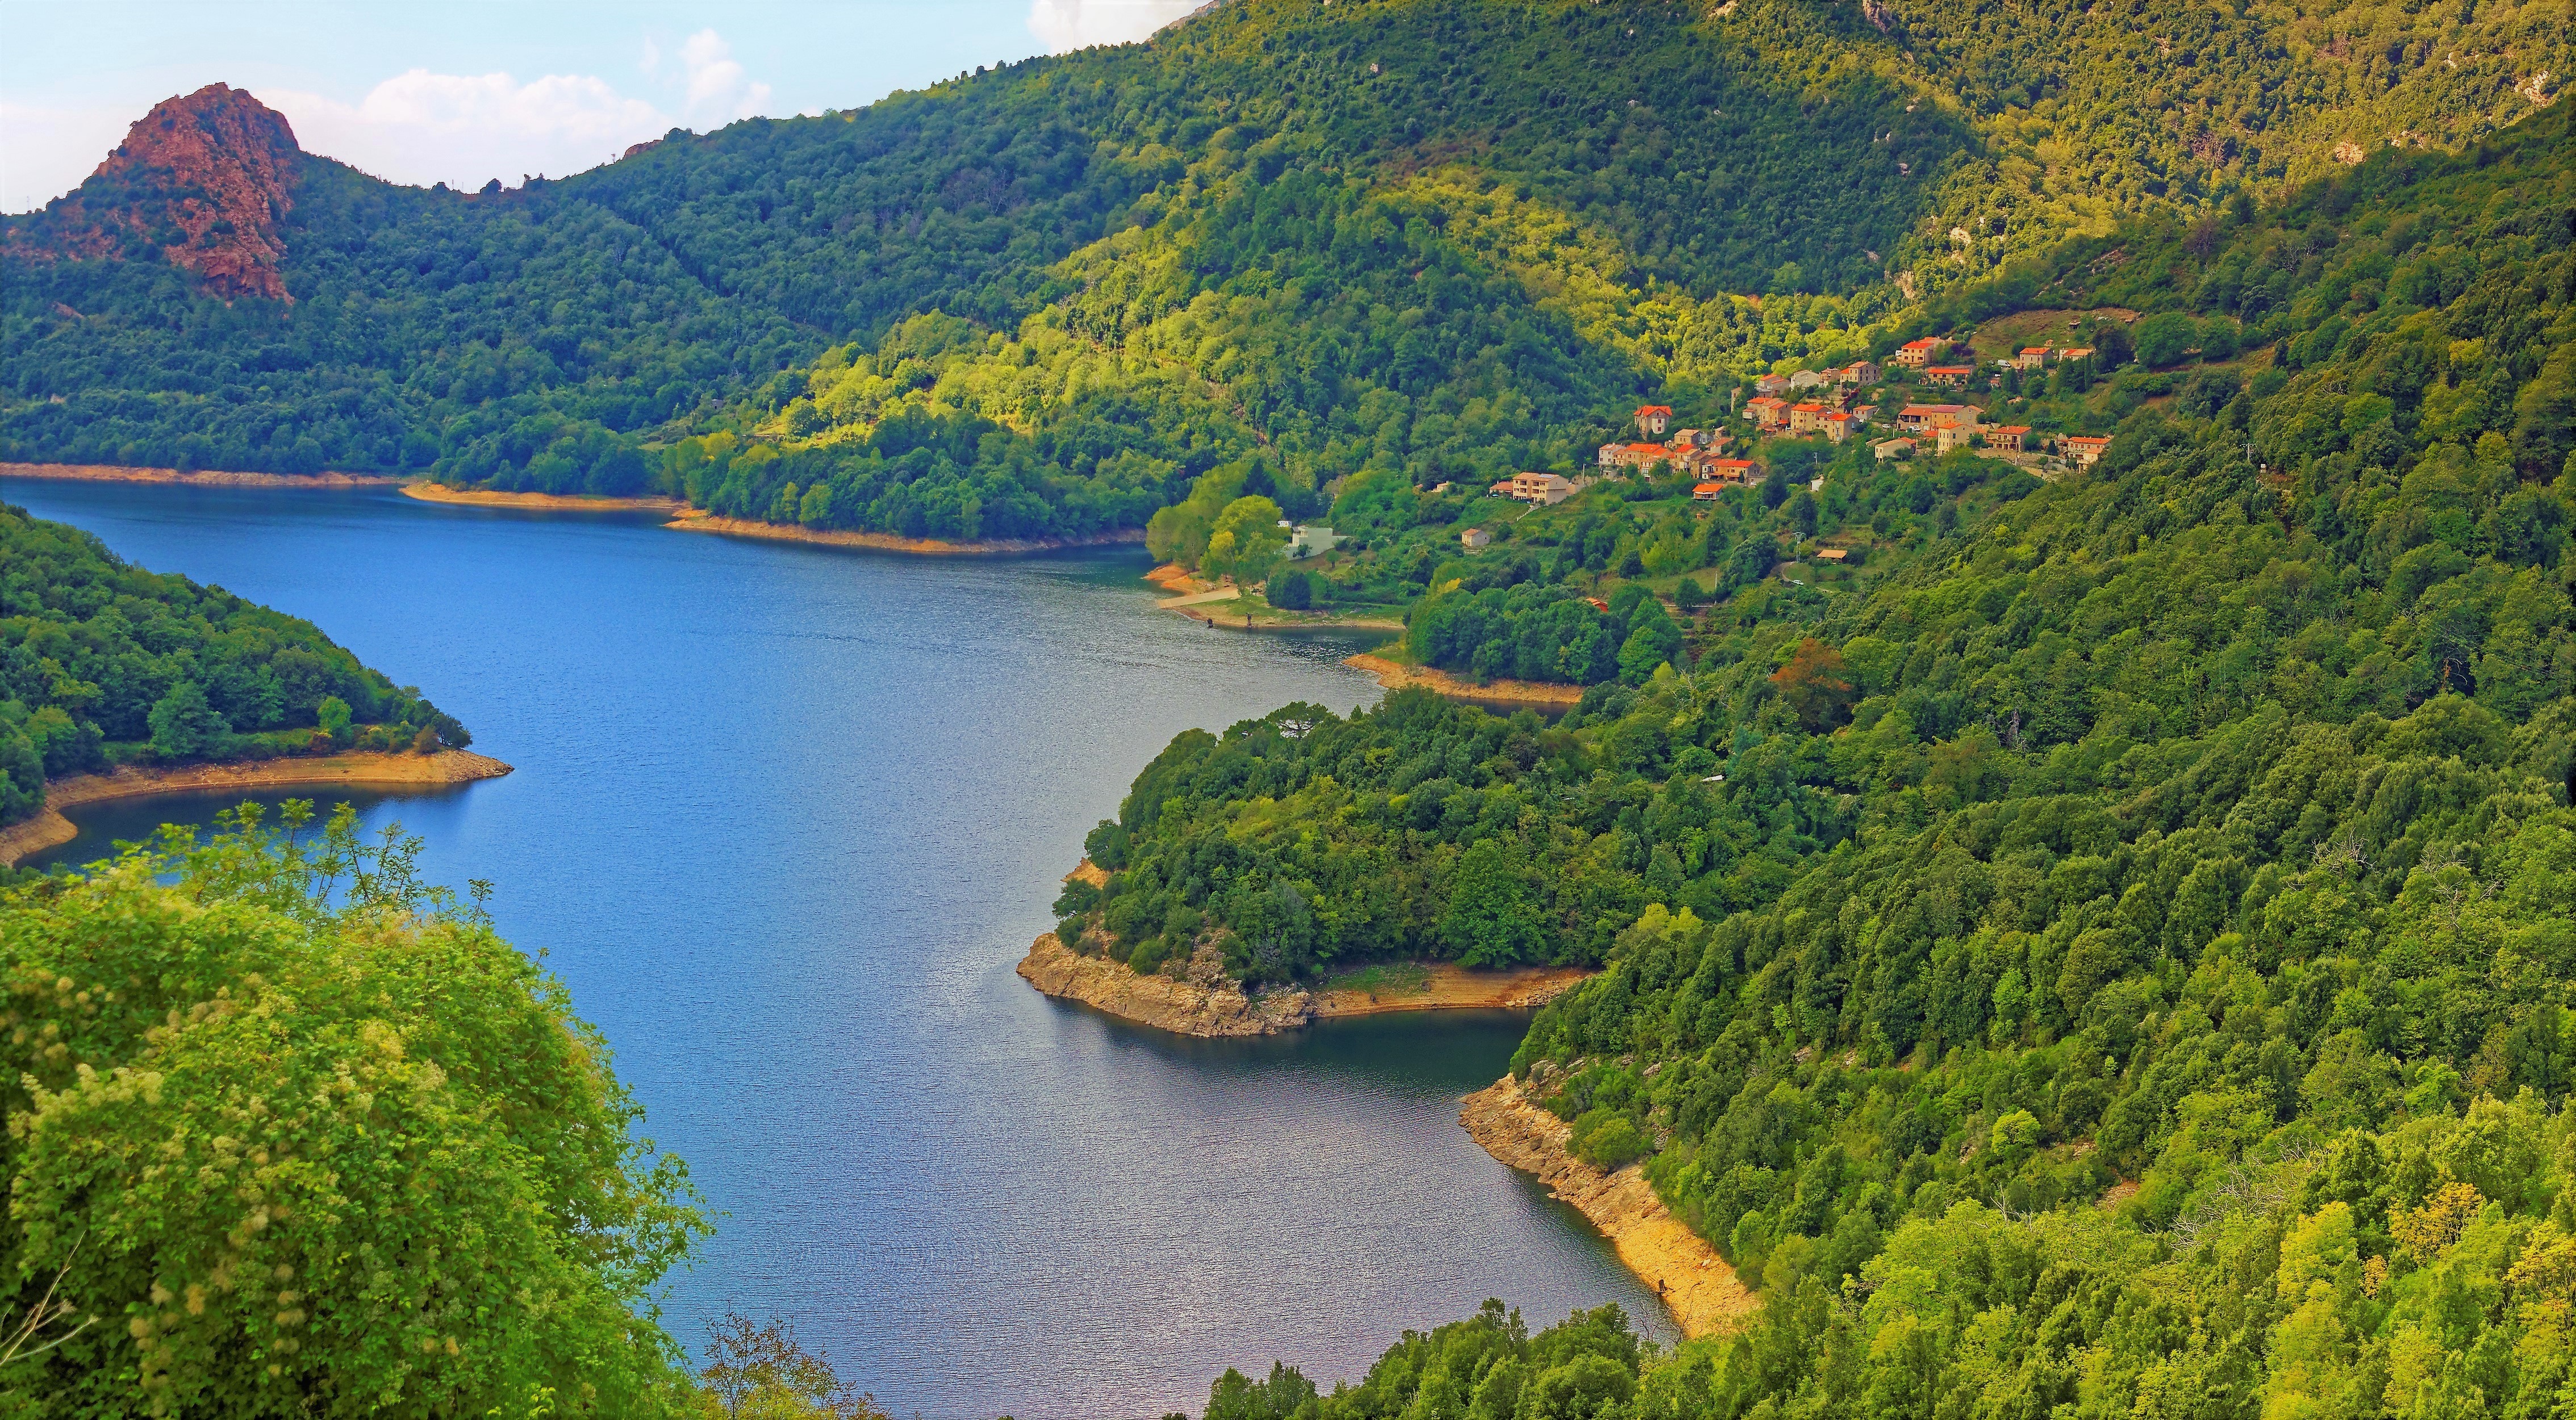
[1459, 1075, 1755, 1339]
[1016, 934, 1317, 1036]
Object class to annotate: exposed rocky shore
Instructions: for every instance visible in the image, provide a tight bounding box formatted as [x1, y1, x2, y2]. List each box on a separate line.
[0, 749, 513, 867]
[1017, 934, 1318, 1036]
[1460, 1075, 1754, 1339]
[1016, 934, 1592, 1037]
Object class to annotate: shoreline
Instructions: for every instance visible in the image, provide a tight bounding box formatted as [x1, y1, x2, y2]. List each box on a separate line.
[1145, 563, 1405, 633]
[668, 513, 1147, 556]
[1460, 1076, 1753, 1340]
[0, 462, 402, 489]
[1016, 934, 1589, 1037]
[0, 749, 513, 867]
[1344, 653, 1584, 707]
[402, 484, 684, 513]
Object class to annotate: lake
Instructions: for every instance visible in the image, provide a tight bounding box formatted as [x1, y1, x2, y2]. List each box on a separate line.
[2, 479, 1662, 1419]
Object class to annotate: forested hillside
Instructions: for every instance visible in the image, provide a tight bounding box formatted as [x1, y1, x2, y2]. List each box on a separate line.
[0, 502, 466, 826]
[1077, 108, 2576, 1411]
[5, 0, 2560, 541]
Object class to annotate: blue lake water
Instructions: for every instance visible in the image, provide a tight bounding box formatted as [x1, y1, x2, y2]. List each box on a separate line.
[2, 479, 1662, 1419]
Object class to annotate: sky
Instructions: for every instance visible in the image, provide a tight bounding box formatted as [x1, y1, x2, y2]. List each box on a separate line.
[0, 0, 1206, 212]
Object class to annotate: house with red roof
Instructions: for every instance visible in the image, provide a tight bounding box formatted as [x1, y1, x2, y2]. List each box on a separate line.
[1634, 404, 1672, 437]
[1895, 337, 1944, 368]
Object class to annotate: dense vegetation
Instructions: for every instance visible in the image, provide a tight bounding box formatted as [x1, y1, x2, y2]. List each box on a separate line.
[7, 0, 2559, 542]
[0, 503, 467, 826]
[0, 809, 705, 1413]
[0, 810, 900, 1417]
[1082, 105, 2576, 1413]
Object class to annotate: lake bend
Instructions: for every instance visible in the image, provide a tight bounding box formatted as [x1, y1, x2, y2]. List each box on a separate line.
[1, 478, 1664, 1420]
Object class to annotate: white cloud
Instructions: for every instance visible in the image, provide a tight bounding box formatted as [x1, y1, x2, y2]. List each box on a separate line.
[262, 70, 669, 189]
[1, 101, 153, 212]
[1028, 0, 1204, 52]
[675, 29, 773, 126]
[243, 29, 772, 193]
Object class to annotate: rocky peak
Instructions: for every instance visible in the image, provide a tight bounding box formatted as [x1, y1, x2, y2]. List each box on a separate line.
[8, 83, 303, 302]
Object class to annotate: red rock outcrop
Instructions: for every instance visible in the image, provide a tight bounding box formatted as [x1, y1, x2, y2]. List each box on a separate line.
[7, 84, 302, 301]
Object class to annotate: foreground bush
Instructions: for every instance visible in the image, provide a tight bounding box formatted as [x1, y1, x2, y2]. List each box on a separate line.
[0, 805, 705, 1415]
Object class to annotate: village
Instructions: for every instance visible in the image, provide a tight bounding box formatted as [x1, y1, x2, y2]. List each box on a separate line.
[1471, 333, 2120, 524]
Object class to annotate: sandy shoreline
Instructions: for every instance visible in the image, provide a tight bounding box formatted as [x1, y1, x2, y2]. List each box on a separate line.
[1145, 563, 1405, 633]
[402, 484, 684, 513]
[1344, 653, 1584, 707]
[1016, 934, 1590, 1036]
[0, 462, 402, 489]
[0, 749, 513, 867]
[669, 513, 1146, 556]
[1460, 1076, 1754, 1340]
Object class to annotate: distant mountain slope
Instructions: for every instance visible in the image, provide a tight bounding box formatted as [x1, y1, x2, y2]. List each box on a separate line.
[1, 0, 2561, 534]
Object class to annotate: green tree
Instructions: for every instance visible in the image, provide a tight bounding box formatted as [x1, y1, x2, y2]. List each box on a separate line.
[1440, 839, 1546, 967]
[145, 679, 229, 762]
[316, 695, 353, 746]
[696, 1315, 886, 1419]
[1204, 495, 1288, 586]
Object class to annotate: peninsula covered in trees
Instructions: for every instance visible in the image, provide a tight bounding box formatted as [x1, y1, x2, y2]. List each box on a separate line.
[0, 502, 470, 829]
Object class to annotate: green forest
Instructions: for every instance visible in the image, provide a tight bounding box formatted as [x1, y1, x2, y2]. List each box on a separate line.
[1060, 102, 2576, 1414]
[0, 503, 467, 826]
[5, 0, 2561, 544]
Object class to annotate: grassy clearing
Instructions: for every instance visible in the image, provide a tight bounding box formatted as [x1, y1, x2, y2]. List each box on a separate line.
[1325, 962, 1435, 997]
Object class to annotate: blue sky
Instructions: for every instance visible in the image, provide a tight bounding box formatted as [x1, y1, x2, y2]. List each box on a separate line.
[1, 0, 1202, 211]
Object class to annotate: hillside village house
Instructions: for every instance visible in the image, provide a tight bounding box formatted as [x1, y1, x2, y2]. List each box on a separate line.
[1508, 471, 1581, 503]
[2061, 346, 2095, 364]
[1936, 423, 1977, 454]
[1461, 526, 1493, 550]
[1745, 395, 1790, 429]
[1790, 369, 1831, 391]
[2015, 346, 2052, 370]
[1984, 425, 2033, 452]
[1834, 360, 1882, 386]
[1753, 373, 1793, 397]
[2061, 435, 2111, 466]
[1874, 436, 1917, 460]
[1897, 403, 1981, 437]
[1896, 337, 1944, 367]
[1694, 460, 1758, 497]
[1924, 364, 1974, 387]
[1600, 442, 1674, 472]
[1634, 404, 1672, 437]
[1789, 402, 1832, 436]
[1821, 411, 1855, 443]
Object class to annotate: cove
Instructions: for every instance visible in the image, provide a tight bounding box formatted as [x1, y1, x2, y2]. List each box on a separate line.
[1, 479, 1662, 1420]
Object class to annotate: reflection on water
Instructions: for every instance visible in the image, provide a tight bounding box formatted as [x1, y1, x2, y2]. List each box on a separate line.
[4, 479, 1661, 1420]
